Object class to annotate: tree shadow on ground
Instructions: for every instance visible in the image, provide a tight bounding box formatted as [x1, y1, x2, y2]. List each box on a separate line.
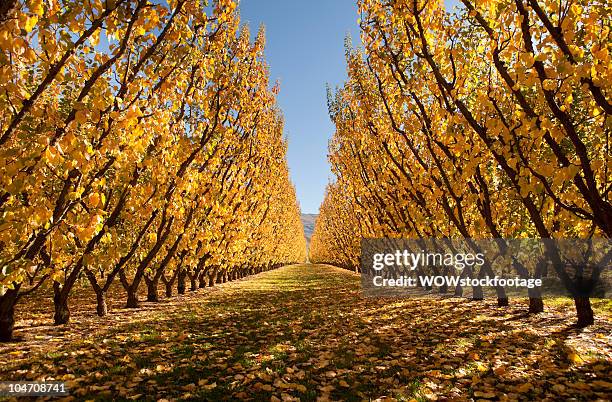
[0, 264, 610, 401]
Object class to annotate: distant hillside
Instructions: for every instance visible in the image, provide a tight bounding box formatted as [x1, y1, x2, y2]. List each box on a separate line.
[301, 213, 318, 246]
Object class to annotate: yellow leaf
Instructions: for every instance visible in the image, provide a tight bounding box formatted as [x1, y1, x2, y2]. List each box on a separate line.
[29, 0, 44, 16]
[23, 15, 39, 32]
[542, 79, 556, 91]
[88, 192, 101, 208]
[521, 52, 535, 68]
[75, 110, 88, 124]
[515, 382, 532, 392]
[568, 352, 583, 364]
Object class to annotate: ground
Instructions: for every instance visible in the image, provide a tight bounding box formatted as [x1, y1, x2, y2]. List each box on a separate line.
[1, 264, 611, 401]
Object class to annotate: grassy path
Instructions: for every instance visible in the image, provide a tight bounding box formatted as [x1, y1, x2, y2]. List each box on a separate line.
[1, 264, 611, 401]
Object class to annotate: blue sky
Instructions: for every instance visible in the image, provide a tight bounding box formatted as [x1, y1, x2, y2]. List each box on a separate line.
[239, 0, 360, 214]
[239, 1, 460, 214]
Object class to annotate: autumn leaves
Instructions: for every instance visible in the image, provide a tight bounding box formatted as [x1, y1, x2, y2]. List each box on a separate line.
[0, 0, 306, 341]
[310, 0, 610, 326]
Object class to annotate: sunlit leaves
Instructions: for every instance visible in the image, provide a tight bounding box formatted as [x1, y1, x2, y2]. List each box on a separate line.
[0, 0, 305, 340]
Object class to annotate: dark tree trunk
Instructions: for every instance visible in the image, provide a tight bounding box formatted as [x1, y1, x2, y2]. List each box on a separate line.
[146, 277, 159, 302]
[471, 286, 484, 301]
[494, 282, 509, 306]
[198, 270, 207, 288]
[165, 281, 173, 298]
[126, 287, 139, 308]
[574, 296, 594, 327]
[161, 269, 179, 299]
[454, 265, 469, 296]
[471, 267, 484, 301]
[53, 282, 70, 325]
[528, 288, 544, 313]
[190, 275, 197, 291]
[529, 297, 544, 313]
[0, 288, 19, 342]
[95, 290, 108, 316]
[497, 297, 509, 307]
[85, 268, 108, 316]
[216, 270, 223, 284]
[177, 269, 187, 295]
[494, 286, 509, 307]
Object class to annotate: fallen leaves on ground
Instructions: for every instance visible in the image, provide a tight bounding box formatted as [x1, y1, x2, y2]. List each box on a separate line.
[1, 264, 611, 401]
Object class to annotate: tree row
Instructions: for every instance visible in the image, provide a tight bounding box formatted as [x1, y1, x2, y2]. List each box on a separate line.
[0, 0, 307, 341]
[310, 0, 610, 327]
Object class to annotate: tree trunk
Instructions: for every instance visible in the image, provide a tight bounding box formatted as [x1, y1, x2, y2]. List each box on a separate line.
[528, 288, 544, 313]
[161, 270, 179, 298]
[0, 288, 19, 342]
[85, 268, 108, 316]
[471, 267, 485, 301]
[454, 285, 463, 297]
[126, 287, 139, 308]
[165, 281, 173, 298]
[495, 286, 508, 307]
[53, 282, 70, 325]
[529, 297, 544, 313]
[198, 271, 207, 288]
[574, 296, 594, 327]
[145, 277, 159, 302]
[95, 290, 108, 316]
[471, 286, 484, 300]
[215, 270, 223, 284]
[497, 297, 509, 307]
[190, 275, 197, 291]
[177, 269, 187, 295]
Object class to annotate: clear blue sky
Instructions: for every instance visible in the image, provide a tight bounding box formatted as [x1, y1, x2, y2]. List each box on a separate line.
[239, 0, 360, 214]
[239, 0, 460, 214]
